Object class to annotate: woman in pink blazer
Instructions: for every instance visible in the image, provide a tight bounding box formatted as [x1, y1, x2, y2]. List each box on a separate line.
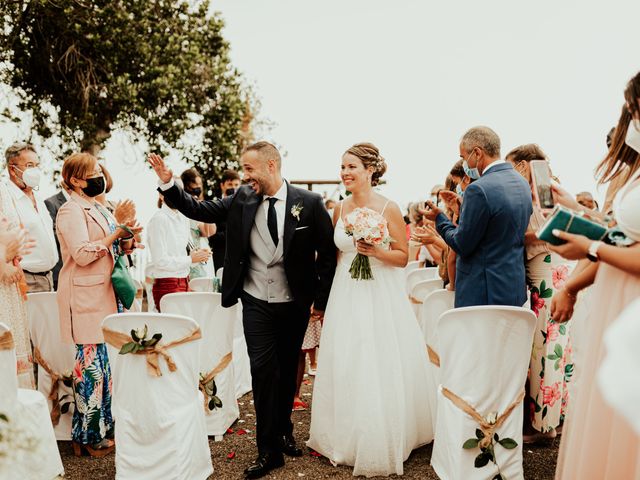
[56, 152, 141, 456]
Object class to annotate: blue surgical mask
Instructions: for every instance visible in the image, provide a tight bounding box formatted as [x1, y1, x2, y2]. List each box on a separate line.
[456, 183, 464, 197]
[462, 151, 480, 180]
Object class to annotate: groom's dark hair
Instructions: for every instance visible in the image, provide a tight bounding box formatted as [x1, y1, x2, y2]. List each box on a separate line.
[243, 141, 281, 168]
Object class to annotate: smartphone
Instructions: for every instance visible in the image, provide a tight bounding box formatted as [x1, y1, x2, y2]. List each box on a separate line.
[530, 160, 555, 212]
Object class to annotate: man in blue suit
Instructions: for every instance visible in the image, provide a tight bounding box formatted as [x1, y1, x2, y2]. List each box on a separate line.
[424, 126, 532, 308]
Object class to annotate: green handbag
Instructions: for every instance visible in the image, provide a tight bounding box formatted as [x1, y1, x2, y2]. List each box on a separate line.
[112, 255, 137, 309]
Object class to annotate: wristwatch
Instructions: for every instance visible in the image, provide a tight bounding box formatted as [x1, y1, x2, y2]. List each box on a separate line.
[586, 241, 603, 262]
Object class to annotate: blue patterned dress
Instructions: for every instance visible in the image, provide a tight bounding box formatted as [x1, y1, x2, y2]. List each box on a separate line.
[71, 203, 121, 445]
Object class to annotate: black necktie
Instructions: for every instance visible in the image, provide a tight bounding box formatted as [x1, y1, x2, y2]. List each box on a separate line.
[267, 197, 279, 246]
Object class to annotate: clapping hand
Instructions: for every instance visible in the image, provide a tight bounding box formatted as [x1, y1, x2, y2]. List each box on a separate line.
[147, 153, 173, 184]
[118, 220, 144, 239]
[114, 199, 136, 224]
[418, 200, 443, 222]
[438, 190, 461, 216]
[0, 223, 34, 262]
[411, 224, 439, 245]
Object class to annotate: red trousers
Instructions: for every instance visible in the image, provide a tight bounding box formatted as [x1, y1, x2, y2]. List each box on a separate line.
[152, 277, 189, 312]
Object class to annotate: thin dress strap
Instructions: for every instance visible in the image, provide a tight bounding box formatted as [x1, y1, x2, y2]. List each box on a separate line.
[338, 200, 345, 223]
[380, 200, 390, 215]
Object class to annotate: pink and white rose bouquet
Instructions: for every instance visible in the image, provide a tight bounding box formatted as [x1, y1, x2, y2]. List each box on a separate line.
[343, 207, 393, 280]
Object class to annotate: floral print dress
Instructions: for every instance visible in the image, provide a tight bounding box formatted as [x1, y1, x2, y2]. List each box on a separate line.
[71, 202, 119, 445]
[526, 252, 574, 433]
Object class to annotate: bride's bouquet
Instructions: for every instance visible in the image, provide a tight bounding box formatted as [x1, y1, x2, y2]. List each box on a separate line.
[344, 207, 393, 280]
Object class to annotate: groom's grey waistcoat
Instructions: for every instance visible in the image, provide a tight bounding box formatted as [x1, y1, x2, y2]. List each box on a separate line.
[243, 203, 293, 303]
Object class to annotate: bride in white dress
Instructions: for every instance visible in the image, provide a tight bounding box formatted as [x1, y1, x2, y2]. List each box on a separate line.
[307, 142, 433, 477]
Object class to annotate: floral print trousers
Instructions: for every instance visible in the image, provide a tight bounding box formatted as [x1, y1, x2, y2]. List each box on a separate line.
[526, 252, 574, 433]
[72, 344, 114, 445]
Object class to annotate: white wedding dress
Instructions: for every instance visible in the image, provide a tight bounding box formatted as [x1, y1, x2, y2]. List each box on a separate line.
[307, 208, 434, 477]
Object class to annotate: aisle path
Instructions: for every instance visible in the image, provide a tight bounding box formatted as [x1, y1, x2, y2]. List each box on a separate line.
[59, 375, 559, 479]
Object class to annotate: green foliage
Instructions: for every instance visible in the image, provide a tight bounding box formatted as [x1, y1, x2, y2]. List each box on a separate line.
[0, 0, 255, 191]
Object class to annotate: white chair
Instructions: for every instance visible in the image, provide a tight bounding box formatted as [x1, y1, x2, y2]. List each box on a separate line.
[189, 277, 214, 293]
[0, 322, 64, 479]
[406, 267, 439, 295]
[404, 260, 421, 277]
[160, 292, 239, 438]
[216, 268, 224, 281]
[418, 289, 455, 433]
[103, 313, 212, 480]
[431, 306, 536, 480]
[26, 292, 76, 440]
[409, 278, 444, 317]
[230, 300, 252, 398]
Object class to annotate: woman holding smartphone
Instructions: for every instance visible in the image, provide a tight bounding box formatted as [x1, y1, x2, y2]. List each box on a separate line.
[506, 144, 574, 444]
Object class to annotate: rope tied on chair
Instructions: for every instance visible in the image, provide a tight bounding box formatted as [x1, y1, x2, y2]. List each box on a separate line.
[409, 295, 423, 304]
[33, 347, 67, 425]
[0, 330, 14, 350]
[102, 327, 201, 377]
[426, 344, 440, 367]
[440, 387, 525, 449]
[198, 352, 233, 412]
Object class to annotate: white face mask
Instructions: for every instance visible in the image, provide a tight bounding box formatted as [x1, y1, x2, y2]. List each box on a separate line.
[14, 166, 41, 189]
[625, 120, 640, 154]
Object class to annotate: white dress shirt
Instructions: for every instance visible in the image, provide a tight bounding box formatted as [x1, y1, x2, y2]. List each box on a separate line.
[5, 181, 58, 272]
[146, 204, 193, 279]
[261, 181, 287, 242]
[482, 159, 506, 175]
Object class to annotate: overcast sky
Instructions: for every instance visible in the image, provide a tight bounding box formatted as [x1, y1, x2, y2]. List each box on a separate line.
[2, 0, 639, 228]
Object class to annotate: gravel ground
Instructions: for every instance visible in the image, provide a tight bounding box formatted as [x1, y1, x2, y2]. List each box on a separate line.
[60, 376, 559, 479]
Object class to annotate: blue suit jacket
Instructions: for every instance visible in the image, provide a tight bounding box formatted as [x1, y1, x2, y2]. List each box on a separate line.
[436, 163, 532, 308]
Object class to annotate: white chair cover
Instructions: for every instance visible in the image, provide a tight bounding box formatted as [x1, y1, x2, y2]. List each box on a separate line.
[598, 298, 640, 435]
[404, 260, 421, 277]
[431, 306, 536, 480]
[419, 289, 455, 433]
[160, 292, 239, 436]
[103, 313, 212, 480]
[0, 322, 64, 480]
[189, 277, 214, 293]
[26, 292, 76, 440]
[406, 267, 439, 295]
[409, 278, 444, 317]
[230, 301, 252, 398]
[0, 322, 18, 410]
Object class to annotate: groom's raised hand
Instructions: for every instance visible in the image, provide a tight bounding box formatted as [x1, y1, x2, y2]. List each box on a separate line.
[147, 153, 173, 184]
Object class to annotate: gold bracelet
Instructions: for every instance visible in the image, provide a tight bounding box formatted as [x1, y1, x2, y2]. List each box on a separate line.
[563, 288, 577, 300]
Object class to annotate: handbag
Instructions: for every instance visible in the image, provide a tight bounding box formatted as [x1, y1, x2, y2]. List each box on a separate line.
[112, 254, 136, 309]
[536, 205, 608, 246]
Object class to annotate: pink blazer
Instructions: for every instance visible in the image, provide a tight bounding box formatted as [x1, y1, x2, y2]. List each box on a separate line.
[56, 192, 117, 344]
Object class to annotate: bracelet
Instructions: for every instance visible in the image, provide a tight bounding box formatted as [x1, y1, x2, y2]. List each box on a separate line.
[117, 225, 134, 240]
[563, 288, 577, 300]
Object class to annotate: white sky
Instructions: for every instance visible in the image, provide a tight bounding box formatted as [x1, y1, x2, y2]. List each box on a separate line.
[2, 0, 639, 229]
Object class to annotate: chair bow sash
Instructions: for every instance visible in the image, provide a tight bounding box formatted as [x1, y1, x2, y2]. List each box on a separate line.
[409, 295, 423, 304]
[102, 327, 202, 377]
[198, 352, 233, 412]
[441, 387, 525, 449]
[33, 347, 64, 425]
[0, 330, 14, 350]
[426, 344, 440, 367]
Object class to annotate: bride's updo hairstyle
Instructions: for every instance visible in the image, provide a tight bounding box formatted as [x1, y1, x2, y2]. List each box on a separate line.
[345, 142, 387, 186]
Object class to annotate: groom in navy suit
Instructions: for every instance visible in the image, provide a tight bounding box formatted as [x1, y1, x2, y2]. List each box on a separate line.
[424, 126, 532, 308]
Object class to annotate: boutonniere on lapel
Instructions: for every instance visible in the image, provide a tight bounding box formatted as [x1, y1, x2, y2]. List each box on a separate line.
[290, 203, 303, 221]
